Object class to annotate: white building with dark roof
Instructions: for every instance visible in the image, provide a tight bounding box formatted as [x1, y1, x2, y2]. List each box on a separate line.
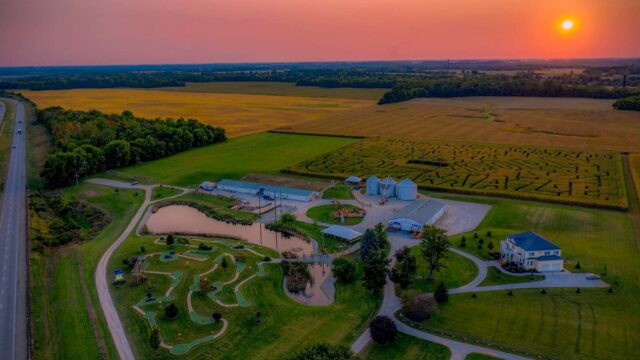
[500, 231, 564, 272]
[388, 199, 446, 232]
[216, 179, 318, 202]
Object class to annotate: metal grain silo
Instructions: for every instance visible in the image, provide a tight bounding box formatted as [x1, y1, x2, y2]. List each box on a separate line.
[396, 178, 417, 200]
[379, 177, 397, 198]
[366, 176, 380, 195]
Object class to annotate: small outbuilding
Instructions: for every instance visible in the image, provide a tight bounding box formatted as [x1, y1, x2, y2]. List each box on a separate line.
[379, 177, 397, 198]
[321, 225, 363, 243]
[366, 176, 380, 195]
[216, 179, 318, 202]
[396, 178, 417, 201]
[388, 199, 446, 232]
[199, 181, 215, 191]
[345, 176, 361, 185]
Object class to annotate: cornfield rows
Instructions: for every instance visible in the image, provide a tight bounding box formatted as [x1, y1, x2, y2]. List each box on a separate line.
[287, 138, 628, 209]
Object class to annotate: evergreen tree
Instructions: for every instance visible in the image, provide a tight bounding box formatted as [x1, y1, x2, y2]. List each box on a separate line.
[434, 281, 449, 303]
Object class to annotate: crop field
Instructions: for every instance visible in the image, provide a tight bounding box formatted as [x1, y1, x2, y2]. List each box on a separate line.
[288, 137, 628, 208]
[20, 88, 374, 138]
[630, 154, 640, 206]
[159, 81, 388, 100]
[279, 97, 640, 152]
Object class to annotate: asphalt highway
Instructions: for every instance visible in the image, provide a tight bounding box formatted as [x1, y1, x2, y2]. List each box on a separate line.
[0, 99, 28, 359]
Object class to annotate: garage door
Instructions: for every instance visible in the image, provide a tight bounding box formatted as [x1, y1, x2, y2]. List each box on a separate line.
[550, 263, 562, 271]
[540, 264, 551, 271]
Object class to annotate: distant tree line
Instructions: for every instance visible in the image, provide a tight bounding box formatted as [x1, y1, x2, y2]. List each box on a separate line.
[613, 95, 640, 111]
[378, 75, 640, 104]
[38, 107, 226, 187]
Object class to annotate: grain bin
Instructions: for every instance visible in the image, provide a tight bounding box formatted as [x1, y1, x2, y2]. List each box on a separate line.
[366, 176, 380, 195]
[396, 178, 417, 200]
[379, 177, 397, 198]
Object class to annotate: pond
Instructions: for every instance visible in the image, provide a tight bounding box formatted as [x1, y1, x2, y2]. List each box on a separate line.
[146, 205, 314, 256]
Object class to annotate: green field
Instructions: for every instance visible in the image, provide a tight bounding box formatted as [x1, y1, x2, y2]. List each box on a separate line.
[160, 81, 388, 100]
[108, 228, 381, 359]
[478, 267, 544, 286]
[288, 137, 628, 209]
[362, 333, 450, 360]
[305, 204, 364, 226]
[0, 100, 15, 195]
[412, 191, 640, 359]
[30, 184, 144, 360]
[404, 247, 478, 293]
[322, 184, 354, 199]
[110, 132, 357, 187]
[151, 186, 183, 201]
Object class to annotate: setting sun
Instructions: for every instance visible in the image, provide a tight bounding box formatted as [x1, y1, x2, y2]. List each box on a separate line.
[562, 19, 575, 31]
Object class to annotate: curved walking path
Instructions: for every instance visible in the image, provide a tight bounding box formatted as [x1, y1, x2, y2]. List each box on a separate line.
[91, 179, 154, 360]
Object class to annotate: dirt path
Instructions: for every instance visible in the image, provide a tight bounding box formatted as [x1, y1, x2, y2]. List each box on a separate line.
[76, 244, 108, 359]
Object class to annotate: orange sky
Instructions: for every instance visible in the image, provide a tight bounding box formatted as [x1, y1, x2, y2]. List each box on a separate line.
[0, 0, 638, 66]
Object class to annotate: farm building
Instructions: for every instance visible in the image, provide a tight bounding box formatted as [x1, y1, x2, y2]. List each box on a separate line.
[388, 199, 446, 232]
[396, 178, 417, 200]
[366, 176, 380, 195]
[199, 181, 215, 191]
[320, 225, 363, 243]
[345, 175, 361, 184]
[500, 232, 564, 272]
[216, 179, 319, 202]
[379, 177, 397, 198]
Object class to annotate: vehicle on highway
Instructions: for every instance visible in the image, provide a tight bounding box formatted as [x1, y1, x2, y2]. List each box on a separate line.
[586, 273, 601, 280]
[131, 181, 139, 186]
[17, 128, 22, 134]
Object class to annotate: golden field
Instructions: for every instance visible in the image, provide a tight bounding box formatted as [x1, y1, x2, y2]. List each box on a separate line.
[21, 88, 374, 137]
[280, 96, 640, 152]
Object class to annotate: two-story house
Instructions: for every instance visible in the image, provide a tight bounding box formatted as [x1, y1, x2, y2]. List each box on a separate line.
[500, 231, 564, 272]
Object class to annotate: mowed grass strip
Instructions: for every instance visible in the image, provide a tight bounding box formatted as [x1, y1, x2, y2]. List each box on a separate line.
[30, 184, 144, 360]
[629, 154, 640, 207]
[20, 88, 374, 138]
[159, 81, 388, 100]
[280, 97, 640, 152]
[362, 333, 451, 360]
[113, 132, 357, 187]
[289, 137, 628, 209]
[416, 191, 640, 359]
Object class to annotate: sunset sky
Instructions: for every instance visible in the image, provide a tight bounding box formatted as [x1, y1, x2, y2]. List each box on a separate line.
[0, 0, 638, 67]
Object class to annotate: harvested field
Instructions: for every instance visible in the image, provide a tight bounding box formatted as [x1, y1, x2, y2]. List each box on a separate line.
[20, 88, 373, 138]
[240, 173, 331, 191]
[287, 137, 628, 209]
[159, 81, 388, 100]
[279, 97, 640, 152]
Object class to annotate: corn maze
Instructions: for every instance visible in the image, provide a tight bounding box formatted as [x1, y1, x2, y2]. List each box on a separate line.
[287, 138, 628, 209]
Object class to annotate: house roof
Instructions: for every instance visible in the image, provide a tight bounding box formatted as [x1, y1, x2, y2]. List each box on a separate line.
[321, 225, 363, 241]
[535, 255, 563, 261]
[389, 199, 446, 224]
[508, 231, 560, 252]
[216, 179, 316, 197]
[345, 176, 361, 182]
[200, 181, 215, 187]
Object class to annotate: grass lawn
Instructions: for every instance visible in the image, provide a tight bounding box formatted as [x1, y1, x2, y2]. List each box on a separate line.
[108, 229, 381, 359]
[151, 186, 183, 200]
[362, 333, 450, 360]
[306, 204, 364, 225]
[413, 190, 640, 359]
[403, 247, 478, 294]
[110, 132, 356, 187]
[479, 267, 544, 286]
[630, 154, 640, 205]
[465, 354, 501, 360]
[322, 184, 354, 199]
[30, 183, 144, 360]
[160, 81, 388, 101]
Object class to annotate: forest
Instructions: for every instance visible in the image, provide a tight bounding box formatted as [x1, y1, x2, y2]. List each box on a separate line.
[613, 95, 640, 111]
[38, 107, 226, 187]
